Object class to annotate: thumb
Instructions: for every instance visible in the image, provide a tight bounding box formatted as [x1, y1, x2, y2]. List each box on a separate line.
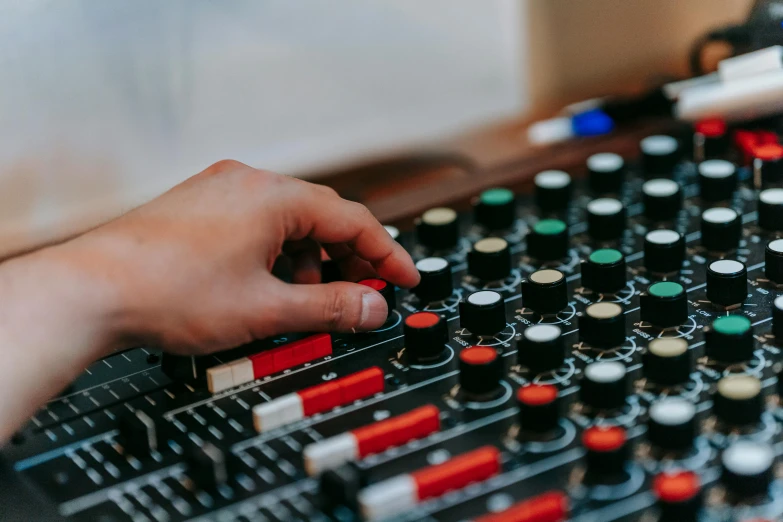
[260, 279, 389, 336]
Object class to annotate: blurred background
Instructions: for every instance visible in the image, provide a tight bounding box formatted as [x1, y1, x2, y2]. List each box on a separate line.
[0, 0, 752, 257]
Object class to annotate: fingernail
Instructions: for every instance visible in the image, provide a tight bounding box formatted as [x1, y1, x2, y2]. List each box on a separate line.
[360, 292, 388, 330]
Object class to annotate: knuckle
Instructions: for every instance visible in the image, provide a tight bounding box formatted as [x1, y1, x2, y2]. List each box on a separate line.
[205, 159, 247, 175]
[351, 202, 375, 224]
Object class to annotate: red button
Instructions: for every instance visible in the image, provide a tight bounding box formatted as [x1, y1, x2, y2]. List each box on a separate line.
[405, 312, 441, 329]
[359, 278, 387, 291]
[517, 384, 558, 406]
[460, 346, 498, 365]
[752, 143, 783, 161]
[653, 470, 700, 504]
[694, 117, 726, 138]
[582, 425, 626, 452]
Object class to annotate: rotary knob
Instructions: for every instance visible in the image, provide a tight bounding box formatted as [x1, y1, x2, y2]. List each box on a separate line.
[766, 239, 783, 284]
[705, 315, 754, 364]
[403, 312, 448, 363]
[641, 135, 681, 177]
[721, 441, 775, 500]
[700, 207, 741, 252]
[534, 170, 572, 213]
[642, 338, 691, 386]
[647, 398, 697, 453]
[758, 188, 783, 231]
[642, 179, 682, 222]
[752, 143, 783, 187]
[459, 346, 503, 398]
[640, 281, 688, 328]
[697, 160, 737, 202]
[358, 279, 396, 320]
[521, 269, 568, 315]
[415, 207, 459, 251]
[516, 384, 560, 436]
[580, 248, 626, 294]
[587, 152, 625, 194]
[586, 198, 626, 241]
[413, 257, 453, 303]
[714, 374, 763, 427]
[653, 470, 702, 522]
[582, 425, 629, 484]
[467, 238, 511, 281]
[474, 187, 516, 231]
[706, 259, 748, 307]
[775, 295, 783, 339]
[518, 324, 564, 374]
[459, 290, 506, 336]
[580, 361, 627, 411]
[579, 302, 626, 348]
[526, 219, 569, 261]
[644, 229, 685, 274]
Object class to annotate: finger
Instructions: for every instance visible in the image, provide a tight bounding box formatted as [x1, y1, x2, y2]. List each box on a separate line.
[259, 279, 388, 335]
[322, 243, 377, 282]
[283, 184, 419, 288]
[283, 239, 322, 284]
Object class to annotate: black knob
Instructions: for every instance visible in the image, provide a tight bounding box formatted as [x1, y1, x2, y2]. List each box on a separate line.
[775, 295, 783, 339]
[582, 425, 628, 483]
[648, 397, 697, 452]
[118, 410, 158, 458]
[358, 279, 396, 319]
[467, 238, 511, 281]
[698, 160, 737, 202]
[521, 269, 568, 315]
[580, 361, 627, 411]
[527, 219, 569, 261]
[517, 384, 560, 435]
[721, 441, 775, 500]
[705, 315, 754, 364]
[766, 239, 783, 284]
[706, 259, 748, 307]
[714, 374, 763, 427]
[752, 143, 783, 187]
[459, 346, 502, 398]
[641, 135, 681, 177]
[586, 198, 626, 241]
[162, 354, 211, 386]
[700, 207, 741, 252]
[459, 290, 506, 336]
[587, 152, 625, 194]
[579, 302, 626, 348]
[694, 117, 728, 159]
[581, 248, 626, 294]
[416, 207, 459, 251]
[653, 470, 702, 522]
[642, 178, 682, 222]
[640, 281, 688, 328]
[534, 170, 572, 213]
[518, 324, 564, 374]
[474, 187, 516, 230]
[403, 312, 448, 363]
[413, 257, 453, 303]
[643, 338, 691, 387]
[187, 442, 229, 491]
[644, 229, 685, 274]
[758, 188, 783, 231]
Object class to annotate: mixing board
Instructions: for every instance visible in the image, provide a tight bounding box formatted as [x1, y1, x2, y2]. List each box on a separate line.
[3, 118, 783, 522]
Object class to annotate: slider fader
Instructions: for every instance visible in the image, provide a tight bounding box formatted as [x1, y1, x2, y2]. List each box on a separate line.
[4, 120, 783, 522]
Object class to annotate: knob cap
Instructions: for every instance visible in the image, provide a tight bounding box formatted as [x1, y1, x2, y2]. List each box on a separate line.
[416, 207, 459, 251]
[459, 290, 506, 336]
[758, 188, 783, 231]
[752, 143, 783, 187]
[358, 279, 395, 319]
[643, 179, 681, 222]
[459, 346, 502, 398]
[118, 410, 158, 457]
[653, 470, 702, 522]
[640, 281, 688, 328]
[721, 441, 775, 500]
[403, 312, 448, 363]
[644, 229, 685, 274]
[700, 207, 741, 252]
[527, 219, 569, 261]
[774, 295, 783, 340]
[641, 135, 680, 177]
[413, 257, 453, 303]
[694, 117, 728, 159]
[474, 188, 516, 230]
[706, 259, 748, 307]
[714, 374, 763, 426]
[516, 384, 560, 435]
[643, 338, 691, 386]
[467, 238, 511, 281]
[534, 170, 572, 213]
[648, 398, 697, 452]
[766, 239, 783, 284]
[581, 248, 626, 294]
[698, 160, 737, 202]
[579, 302, 626, 348]
[521, 269, 568, 315]
[587, 152, 625, 194]
[582, 425, 628, 483]
[705, 315, 754, 364]
[518, 324, 564, 374]
[586, 198, 626, 241]
[580, 361, 627, 411]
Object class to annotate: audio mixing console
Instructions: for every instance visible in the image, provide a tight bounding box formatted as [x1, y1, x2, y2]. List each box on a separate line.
[3, 119, 783, 522]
